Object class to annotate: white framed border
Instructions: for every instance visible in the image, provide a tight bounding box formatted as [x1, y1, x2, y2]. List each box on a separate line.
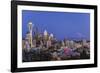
[17, 5, 94, 68]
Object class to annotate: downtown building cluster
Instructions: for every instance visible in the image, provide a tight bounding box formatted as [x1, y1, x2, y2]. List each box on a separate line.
[22, 22, 90, 62]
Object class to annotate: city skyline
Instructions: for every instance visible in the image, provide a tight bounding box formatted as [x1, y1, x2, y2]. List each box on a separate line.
[22, 10, 90, 40]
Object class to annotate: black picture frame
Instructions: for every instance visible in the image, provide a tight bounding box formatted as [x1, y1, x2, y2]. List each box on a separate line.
[11, 0, 97, 72]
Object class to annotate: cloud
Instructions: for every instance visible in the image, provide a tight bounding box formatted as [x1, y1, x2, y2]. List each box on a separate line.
[76, 32, 86, 38]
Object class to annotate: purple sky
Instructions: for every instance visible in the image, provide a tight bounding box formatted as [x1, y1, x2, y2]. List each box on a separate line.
[22, 10, 90, 40]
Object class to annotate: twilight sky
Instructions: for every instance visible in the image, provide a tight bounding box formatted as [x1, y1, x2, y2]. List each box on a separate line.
[22, 10, 90, 40]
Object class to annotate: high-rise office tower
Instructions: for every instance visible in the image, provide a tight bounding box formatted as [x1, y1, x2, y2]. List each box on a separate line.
[44, 30, 48, 40]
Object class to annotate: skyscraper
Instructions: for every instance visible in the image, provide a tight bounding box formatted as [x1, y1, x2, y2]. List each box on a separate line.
[44, 30, 48, 41]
